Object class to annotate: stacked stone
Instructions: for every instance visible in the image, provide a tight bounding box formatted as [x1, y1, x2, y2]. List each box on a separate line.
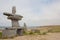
[3, 6, 23, 27]
[2, 6, 23, 38]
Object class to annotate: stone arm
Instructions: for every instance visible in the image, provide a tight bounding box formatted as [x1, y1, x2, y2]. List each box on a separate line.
[3, 12, 13, 16]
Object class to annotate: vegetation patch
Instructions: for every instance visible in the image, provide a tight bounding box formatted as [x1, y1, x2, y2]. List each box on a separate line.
[23, 30, 47, 35]
[0, 32, 2, 38]
[48, 28, 60, 33]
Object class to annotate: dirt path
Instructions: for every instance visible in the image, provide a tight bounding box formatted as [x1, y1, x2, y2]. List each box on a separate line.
[45, 33, 60, 40]
[0, 33, 60, 40]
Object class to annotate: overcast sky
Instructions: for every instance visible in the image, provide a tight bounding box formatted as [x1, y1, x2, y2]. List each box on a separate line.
[0, 0, 60, 27]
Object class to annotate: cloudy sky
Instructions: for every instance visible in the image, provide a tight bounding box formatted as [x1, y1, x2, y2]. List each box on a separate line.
[0, 0, 60, 27]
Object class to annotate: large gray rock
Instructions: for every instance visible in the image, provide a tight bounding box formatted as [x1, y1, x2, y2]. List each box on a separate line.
[2, 28, 17, 38]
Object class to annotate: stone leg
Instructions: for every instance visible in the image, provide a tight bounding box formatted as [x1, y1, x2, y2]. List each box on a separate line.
[2, 29, 17, 38]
